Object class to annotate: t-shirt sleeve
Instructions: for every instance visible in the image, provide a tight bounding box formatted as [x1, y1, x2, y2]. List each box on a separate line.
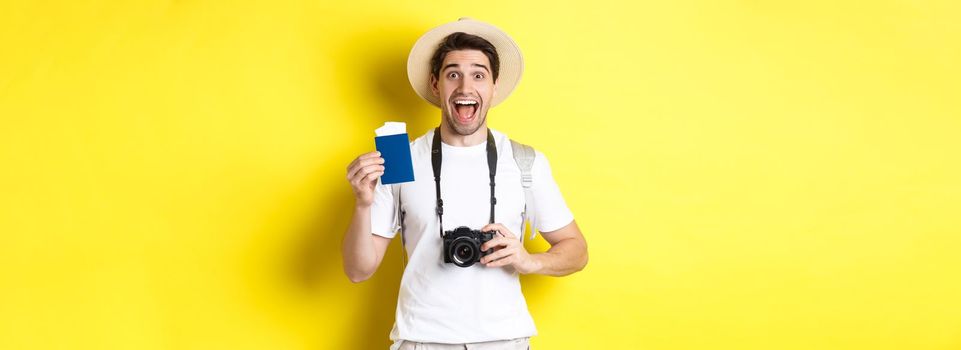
[531, 150, 575, 233]
[370, 180, 398, 239]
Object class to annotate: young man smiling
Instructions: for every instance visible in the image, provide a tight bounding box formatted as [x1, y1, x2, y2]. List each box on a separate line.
[343, 18, 588, 349]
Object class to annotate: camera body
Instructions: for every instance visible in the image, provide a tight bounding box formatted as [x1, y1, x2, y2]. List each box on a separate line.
[442, 226, 496, 268]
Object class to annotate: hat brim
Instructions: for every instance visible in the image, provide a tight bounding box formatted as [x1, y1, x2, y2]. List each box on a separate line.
[407, 18, 524, 108]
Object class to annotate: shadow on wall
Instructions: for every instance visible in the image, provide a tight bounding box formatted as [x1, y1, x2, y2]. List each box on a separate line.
[287, 18, 562, 349]
[285, 21, 435, 350]
[288, 182, 405, 350]
[335, 21, 438, 137]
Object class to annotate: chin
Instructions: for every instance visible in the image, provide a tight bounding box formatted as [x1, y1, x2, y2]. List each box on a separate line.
[445, 112, 486, 136]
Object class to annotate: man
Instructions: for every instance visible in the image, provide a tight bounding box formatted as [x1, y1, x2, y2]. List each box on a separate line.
[342, 18, 588, 350]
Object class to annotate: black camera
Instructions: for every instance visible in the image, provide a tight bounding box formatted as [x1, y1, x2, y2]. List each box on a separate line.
[442, 226, 496, 268]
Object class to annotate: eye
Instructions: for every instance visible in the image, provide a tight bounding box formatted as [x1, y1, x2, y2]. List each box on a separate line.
[474, 73, 485, 79]
[447, 72, 459, 79]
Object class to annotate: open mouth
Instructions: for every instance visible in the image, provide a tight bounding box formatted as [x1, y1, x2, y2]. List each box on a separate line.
[451, 98, 479, 124]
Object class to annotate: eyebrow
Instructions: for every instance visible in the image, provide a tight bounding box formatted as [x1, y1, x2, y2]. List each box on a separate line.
[442, 63, 490, 73]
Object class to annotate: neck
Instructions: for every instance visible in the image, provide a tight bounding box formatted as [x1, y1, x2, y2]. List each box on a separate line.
[439, 122, 489, 147]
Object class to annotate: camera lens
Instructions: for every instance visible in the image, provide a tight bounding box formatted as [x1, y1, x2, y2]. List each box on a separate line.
[456, 245, 472, 260]
[449, 238, 478, 267]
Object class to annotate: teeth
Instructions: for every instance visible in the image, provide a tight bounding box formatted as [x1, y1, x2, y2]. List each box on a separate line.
[453, 100, 477, 105]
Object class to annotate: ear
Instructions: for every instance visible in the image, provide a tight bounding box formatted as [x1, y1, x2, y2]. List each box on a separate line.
[430, 75, 440, 98]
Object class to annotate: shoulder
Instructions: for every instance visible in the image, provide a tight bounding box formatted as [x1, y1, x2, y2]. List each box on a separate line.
[410, 129, 432, 147]
[532, 149, 553, 174]
[493, 129, 554, 174]
[409, 129, 434, 156]
[491, 129, 541, 155]
[491, 128, 530, 157]
[489, 128, 510, 150]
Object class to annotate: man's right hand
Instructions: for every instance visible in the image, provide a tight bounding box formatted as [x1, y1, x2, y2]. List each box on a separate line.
[346, 151, 385, 208]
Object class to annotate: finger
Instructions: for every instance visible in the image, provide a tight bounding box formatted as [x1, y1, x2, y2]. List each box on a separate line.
[347, 156, 385, 179]
[347, 158, 357, 172]
[352, 166, 385, 187]
[346, 152, 378, 171]
[360, 151, 381, 160]
[481, 236, 516, 251]
[348, 161, 385, 182]
[362, 170, 383, 185]
[497, 228, 516, 239]
[486, 255, 514, 268]
[480, 247, 515, 264]
[482, 223, 515, 238]
[481, 223, 503, 232]
[347, 157, 385, 180]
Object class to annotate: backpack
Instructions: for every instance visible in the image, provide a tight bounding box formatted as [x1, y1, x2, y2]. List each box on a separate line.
[509, 139, 538, 242]
[391, 139, 538, 251]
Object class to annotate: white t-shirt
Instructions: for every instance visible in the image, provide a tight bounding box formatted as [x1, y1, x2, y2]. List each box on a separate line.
[370, 128, 574, 344]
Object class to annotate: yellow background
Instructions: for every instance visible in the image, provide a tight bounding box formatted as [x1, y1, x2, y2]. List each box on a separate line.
[2, 1, 960, 349]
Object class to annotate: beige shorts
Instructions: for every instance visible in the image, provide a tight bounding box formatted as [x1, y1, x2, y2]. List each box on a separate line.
[391, 337, 530, 350]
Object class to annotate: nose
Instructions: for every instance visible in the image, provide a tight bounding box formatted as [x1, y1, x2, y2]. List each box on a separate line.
[455, 76, 473, 93]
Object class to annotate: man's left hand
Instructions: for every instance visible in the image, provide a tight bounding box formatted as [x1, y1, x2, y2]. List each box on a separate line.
[479, 223, 541, 274]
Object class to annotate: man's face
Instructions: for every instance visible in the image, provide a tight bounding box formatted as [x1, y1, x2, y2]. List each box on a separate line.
[431, 49, 497, 136]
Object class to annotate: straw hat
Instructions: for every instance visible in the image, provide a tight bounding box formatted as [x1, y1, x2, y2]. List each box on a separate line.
[407, 18, 524, 107]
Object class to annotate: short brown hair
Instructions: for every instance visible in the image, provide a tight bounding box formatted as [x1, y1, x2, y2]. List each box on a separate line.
[430, 32, 500, 82]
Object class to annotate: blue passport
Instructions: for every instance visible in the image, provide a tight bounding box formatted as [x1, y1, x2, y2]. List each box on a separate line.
[375, 133, 415, 184]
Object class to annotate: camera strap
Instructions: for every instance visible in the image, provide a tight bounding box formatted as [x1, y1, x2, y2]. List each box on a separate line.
[431, 127, 497, 238]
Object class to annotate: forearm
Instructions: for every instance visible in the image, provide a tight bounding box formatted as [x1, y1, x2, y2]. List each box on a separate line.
[529, 237, 588, 277]
[341, 205, 378, 282]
